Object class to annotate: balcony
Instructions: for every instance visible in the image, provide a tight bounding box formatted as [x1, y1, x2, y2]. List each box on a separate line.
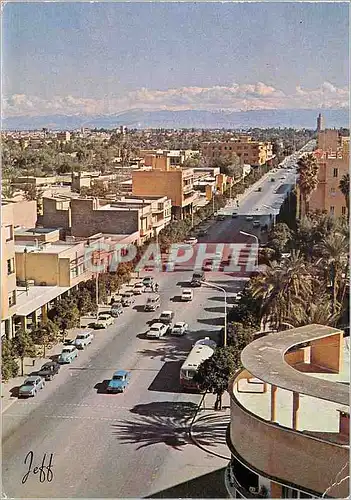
[227, 326, 349, 498]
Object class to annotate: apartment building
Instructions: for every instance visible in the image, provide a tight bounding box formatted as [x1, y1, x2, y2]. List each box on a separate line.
[308, 137, 349, 217]
[226, 324, 349, 499]
[201, 136, 273, 167]
[57, 131, 71, 142]
[132, 167, 198, 219]
[139, 149, 198, 169]
[1, 205, 17, 338]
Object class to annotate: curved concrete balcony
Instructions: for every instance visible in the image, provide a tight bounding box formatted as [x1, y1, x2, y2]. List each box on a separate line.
[227, 325, 349, 498]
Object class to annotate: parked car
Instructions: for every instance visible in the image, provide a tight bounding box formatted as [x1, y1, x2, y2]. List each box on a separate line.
[191, 271, 205, 287]
[270, 178, 275, 182]
[133, 283, 145, 295]
[184, 237, 198, 245]
[19, 376, 45, 397]
[256, 187, 262, 192]
[58, 345, 79, 364]
[144, 294, 161, 311]
[74, 331, 94, 349]
[246, 215, 254, 221]
[93, 314, 114, 329]
[181, 289, 194, 302]
[159, 310, 175, 325]
[37, 362, 60, 381]
[110, 294, 123, 305]
[107, 370, 131, 393]
[121, 291, 135, 307]
[231, 212, 238, 218]
[171, 322, 188, 336]
[252, 220, 261, 228]
[146, 322, 168, 339]
[217, 215, 225, 221]
[110, 302, 124, 317]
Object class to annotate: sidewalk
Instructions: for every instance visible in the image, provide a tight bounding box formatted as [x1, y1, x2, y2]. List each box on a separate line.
[189, 392, 231, 461]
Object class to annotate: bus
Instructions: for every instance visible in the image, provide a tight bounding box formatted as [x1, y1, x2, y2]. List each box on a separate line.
[180, 340, 216, 390]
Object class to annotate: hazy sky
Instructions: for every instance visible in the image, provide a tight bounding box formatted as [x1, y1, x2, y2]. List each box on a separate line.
[3, 2, 349, 116]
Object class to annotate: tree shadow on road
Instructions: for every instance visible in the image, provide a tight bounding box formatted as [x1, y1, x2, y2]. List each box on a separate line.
[203, 306, 225, 314]
[112, 401, 227, 452]
[197, 317, 224, 326]
[137, 342, 190, 362]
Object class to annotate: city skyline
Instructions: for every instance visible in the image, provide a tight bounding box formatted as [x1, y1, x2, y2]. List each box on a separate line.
[2, 2, 349, 118]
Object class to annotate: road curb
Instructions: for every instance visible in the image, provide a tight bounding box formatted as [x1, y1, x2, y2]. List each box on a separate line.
[188, 393, 231, 461]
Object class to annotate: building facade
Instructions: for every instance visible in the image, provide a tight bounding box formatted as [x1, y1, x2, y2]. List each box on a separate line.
[201, 137, 273, 167]
[225, 324, 349, 499]
[1, 205, 17, 338]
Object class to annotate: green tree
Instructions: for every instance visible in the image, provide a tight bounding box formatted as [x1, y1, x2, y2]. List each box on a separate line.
[12, 329, 36, 376]
[1, 339, 19, 381]
[228, 285, 262, 329]
[22, 183, 44, 202]
[226, 322, 255, 350]
[339, 173, 349, 218]
[285, 293, 341, 328]
[296, 153, 319, 217]
[48, 298, 80, 338]
[267, 223, 292, 260]
[194, 347, 238, 410]
[32, 320, 60, 358]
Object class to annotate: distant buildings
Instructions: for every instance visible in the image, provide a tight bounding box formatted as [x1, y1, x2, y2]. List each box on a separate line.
[201, 136, 273, 167]
[225, 324, 349, 499]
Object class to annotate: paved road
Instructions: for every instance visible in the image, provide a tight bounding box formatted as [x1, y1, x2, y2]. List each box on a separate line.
[2, 145, 311, 498]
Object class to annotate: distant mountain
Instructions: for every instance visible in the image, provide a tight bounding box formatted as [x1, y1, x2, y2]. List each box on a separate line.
[2, 108, 349, 131]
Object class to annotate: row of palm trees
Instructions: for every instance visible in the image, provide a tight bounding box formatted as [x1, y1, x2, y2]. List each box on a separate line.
[249, 215, 349, 331]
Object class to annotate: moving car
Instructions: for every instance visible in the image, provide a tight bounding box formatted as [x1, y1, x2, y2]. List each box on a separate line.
[191, 271, 205, 287]
[74, 331, 94, 349]
[107, 370, 131, 393]
[184, 237, 198, 245]
[252, 220, 261, 228]
[58, 345, 79, 364]
[110, 302, 124, 317]
[171, 322, 188, 336]
[110, 294, 123, 305]
[121, 291, 135, 307]
[256, 187, 262, 192]
[37, 362, 60, 381]
[146, 322, 168, 339]
[245, 215, 253, 221]
[159, 310, 175, 325]
[231, 212, 238, 218]
[93, 313, 114, 329]
[270, 178, 275, 182]
[19, 376, 45, 397]
[144, 294, 161, 312]
[142, 276, 154, 287]
[133, 283, 145, 295]
[181, 289, 194, 301]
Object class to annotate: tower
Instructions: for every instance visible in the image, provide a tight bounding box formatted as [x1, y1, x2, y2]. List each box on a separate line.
[317, 113, 324, 132]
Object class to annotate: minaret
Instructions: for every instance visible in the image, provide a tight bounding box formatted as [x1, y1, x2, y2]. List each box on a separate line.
[317, 113, 324, 132]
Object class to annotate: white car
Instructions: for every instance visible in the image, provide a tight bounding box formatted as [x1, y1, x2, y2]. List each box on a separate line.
[74, 331, 94, 349]
[94, 314, 114, 329]
[146, 322, 168, 339]
[181, 289, 194, 301]
[171, 322, 188, 336]
[133, 283, 145, 295]
[246, 215, 253, 221]
[184, 237, 198, 246]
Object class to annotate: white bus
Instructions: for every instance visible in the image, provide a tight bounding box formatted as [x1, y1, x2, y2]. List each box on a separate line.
[180, 341, 215, 390]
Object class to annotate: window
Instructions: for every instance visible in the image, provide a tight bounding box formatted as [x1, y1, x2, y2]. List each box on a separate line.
[333, 168, 338, 178]
[342, 206, 346, 216]
[282, 486, 298, 498]
[330, 206, 335, 215]
[8, 290, 16, 308]
[7, 258, 15, 275]
[4, 225, 13, 242]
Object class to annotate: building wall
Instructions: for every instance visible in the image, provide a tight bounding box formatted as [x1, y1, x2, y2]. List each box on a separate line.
[132, 169, 183, 206]
[317, 130, 340, 151]
[309, 153, 349, 217]
[201, 139, 273, 167]
[40, 198, 71, 230]
[70, 198, 139, 237]
[1, 205, 17, 323]
[11, 200, 37, 228]
[16, 252, 59, 286]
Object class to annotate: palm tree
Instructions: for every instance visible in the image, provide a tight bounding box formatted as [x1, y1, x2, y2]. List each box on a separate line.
[317, 233, 349, 313]
[286, 293, 341, 328]
[250, 251, 314, 330]
[297, 153, 319, 217]
[339, 173, 349, 218]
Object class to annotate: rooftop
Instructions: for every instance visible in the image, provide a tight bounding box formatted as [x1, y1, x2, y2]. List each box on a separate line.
[241, 324, 349, 406]
[15, 285, 71, 317]
[15, 241, 80, 255]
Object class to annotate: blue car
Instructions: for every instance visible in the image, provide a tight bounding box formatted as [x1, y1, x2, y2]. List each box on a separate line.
[107, 370, 131, 393]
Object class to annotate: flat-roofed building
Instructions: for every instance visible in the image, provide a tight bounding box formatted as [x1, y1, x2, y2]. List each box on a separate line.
[1, 204, 17, 338]
[226, 324, 349, 499]
[201, 136, 273, 167]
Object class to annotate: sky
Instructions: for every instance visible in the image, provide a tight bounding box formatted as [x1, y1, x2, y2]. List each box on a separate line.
[2, 2, 349, 117]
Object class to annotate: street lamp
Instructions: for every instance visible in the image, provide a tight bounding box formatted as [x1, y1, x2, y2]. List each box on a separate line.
[24, 248, 29, 296]
[200, 281, 227, 347]
[240, 230, 259, 268]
